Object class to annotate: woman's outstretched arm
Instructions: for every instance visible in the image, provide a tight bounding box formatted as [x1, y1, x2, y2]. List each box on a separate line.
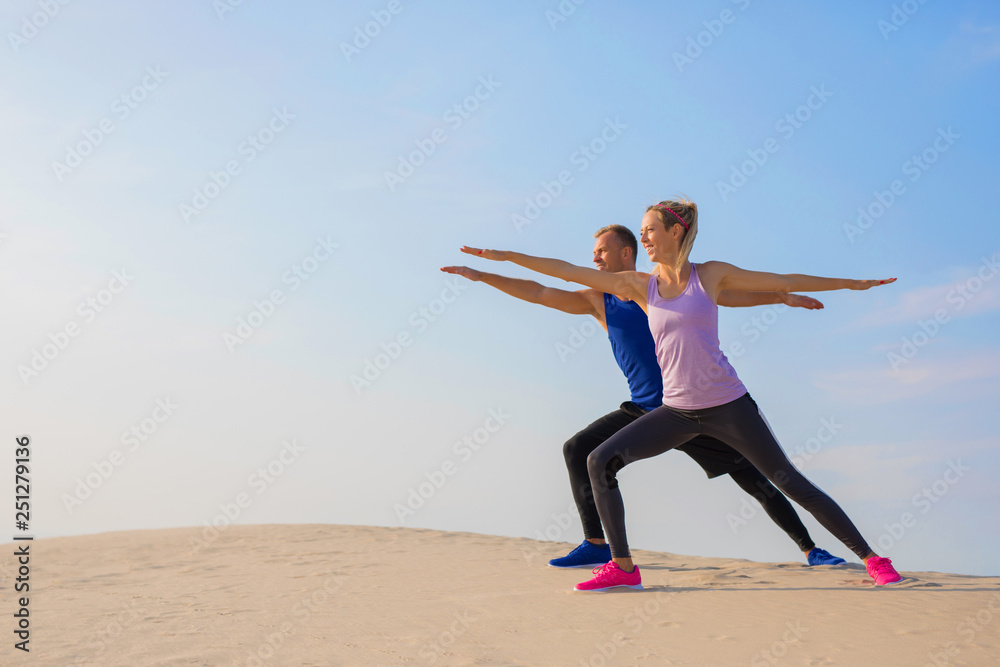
[458, 246, 650, 306]
[699, 261, 895, 301]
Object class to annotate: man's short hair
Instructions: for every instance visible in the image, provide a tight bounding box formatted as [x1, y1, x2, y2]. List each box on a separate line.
[593, 224, 637, 259]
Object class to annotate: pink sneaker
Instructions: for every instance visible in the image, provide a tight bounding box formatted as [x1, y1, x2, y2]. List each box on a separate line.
[866, 556, 902, 586]
[574, 561, 643, 591]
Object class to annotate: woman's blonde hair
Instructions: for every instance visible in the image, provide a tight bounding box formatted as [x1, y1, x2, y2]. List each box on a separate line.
[646, 197, 698, 265]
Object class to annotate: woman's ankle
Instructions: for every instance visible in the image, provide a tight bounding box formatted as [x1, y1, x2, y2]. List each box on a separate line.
[613, 557, 634, 573]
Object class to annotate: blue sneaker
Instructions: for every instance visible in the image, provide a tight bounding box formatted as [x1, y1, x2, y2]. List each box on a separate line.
[548, 540, 612, 568]
[807, 548, 846, 566]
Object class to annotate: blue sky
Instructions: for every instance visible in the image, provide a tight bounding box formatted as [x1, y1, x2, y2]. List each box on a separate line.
[2, 1, 998, 576]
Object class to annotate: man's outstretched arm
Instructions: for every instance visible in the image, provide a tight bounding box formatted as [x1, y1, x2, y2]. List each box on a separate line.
[718, 290, 825, 310]
[441, 266, 600, 317]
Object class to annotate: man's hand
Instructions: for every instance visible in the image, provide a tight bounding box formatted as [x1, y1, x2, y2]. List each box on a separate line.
[440, 266, 484, 281]
[460, 246, 509, 262]
[783, 293, 825, 310]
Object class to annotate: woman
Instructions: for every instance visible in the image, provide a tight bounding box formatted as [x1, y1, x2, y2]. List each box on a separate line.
[457, 197, 902, 591]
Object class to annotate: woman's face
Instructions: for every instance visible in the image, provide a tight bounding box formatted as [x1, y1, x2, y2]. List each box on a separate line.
[639, 210, 678, 264]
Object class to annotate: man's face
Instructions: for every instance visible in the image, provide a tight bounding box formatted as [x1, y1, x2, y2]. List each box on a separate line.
[592, 232, 629, 272]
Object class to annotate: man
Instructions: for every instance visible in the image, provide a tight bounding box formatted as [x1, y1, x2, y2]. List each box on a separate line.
[441, 224, 846, 568]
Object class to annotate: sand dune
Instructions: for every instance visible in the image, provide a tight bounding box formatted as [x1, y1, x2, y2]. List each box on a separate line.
[3, 524, 999, 666]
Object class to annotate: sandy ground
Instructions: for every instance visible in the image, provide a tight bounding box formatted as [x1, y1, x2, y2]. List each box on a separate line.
[2, 524, 999, 666]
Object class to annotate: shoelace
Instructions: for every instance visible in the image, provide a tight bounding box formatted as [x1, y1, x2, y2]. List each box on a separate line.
[590, 562, 617, 582]
[872, 558, 893, 573]
[869, 558, 896, 579]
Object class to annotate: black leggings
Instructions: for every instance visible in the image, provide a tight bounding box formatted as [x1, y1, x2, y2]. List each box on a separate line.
[587, 394, 872, 560]
[728, 467, 814, 553]
[563, 402, 816, 553]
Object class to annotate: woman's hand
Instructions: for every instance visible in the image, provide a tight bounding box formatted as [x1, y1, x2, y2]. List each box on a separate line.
[850, 278, 897, 290]
[460, 246, 510, 262]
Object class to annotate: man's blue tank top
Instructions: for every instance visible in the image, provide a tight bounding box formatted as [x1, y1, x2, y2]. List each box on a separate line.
[603, 293, 663, 411]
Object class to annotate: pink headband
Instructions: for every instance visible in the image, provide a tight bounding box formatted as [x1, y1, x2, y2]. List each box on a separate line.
[654, 205, 689, 231]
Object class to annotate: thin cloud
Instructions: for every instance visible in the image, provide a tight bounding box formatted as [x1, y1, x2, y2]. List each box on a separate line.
[962, 22, 1000, 63]
[841, 255, 1000, 331]
[971, 40, 1000, 64]
[815, 349, 1000, 404]
[961, 22, 1000, 35]
[945, 22, 1000, 68]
